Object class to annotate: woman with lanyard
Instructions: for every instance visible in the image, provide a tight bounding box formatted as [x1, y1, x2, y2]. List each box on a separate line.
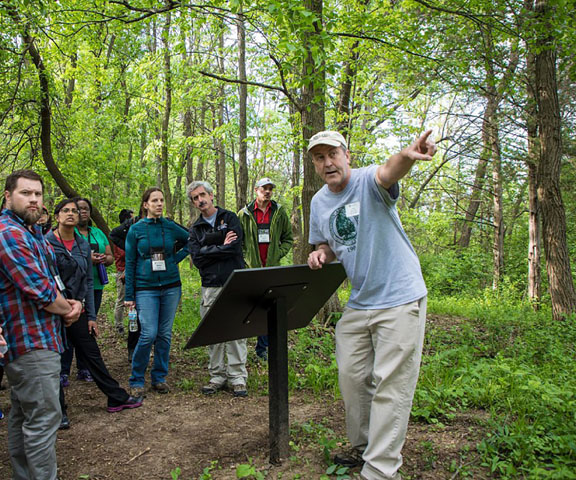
[46, 199, 143, 426]
[124, 187, 189, 397]
[60, 197, 113, 384]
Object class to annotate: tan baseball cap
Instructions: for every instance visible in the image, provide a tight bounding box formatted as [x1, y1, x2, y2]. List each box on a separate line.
[307, 131, 347, 152]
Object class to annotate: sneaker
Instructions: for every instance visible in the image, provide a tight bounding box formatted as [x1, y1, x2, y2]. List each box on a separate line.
[256, 351, 268, 362]
[130, 386, 146, 398]
[232, 384, 247, 398]
[0, 408, 4, 420]
[77, 369, 94, 382]
[201, 382, 225, 395]
[333, 447, 365, 468]
[107, 396, 143, 413]
[60, 374, 70, 388]
[59, 414, 71, 430]
[151, 383, 170, 394]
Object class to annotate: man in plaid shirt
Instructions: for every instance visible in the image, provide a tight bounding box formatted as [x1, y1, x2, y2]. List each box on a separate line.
[0, 170, 82, 480]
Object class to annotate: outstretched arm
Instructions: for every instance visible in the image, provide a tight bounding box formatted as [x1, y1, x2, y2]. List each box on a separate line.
[376, 129, 437, 189]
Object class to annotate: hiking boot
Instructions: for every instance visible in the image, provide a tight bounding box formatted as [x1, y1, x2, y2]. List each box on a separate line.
[333, 447, 365, 468]
[232, 384, 247, 398]
[152, 383, 170, 394]
[59, 414, 71, 430]
[130, 386, 146, 398]
[201, 382, 225, 395]
[107, 396, 144, 413]
[60, 374, 70, 388]
[77, 369, 94, 382]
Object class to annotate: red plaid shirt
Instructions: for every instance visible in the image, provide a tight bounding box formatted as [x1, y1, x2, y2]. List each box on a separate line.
[0, 209, 64, 364]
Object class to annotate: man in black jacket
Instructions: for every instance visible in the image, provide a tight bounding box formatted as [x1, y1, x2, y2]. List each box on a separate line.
[187, 180, 247, 398]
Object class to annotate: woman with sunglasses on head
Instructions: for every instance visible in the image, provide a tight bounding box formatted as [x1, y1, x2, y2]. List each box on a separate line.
[124, 188, 189, 397]
[46, 199, 142, 426]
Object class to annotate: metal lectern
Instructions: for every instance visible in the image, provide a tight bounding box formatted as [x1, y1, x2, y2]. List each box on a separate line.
[185, 263, 347, 463]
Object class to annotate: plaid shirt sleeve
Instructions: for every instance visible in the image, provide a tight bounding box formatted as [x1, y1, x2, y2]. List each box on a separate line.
[0, 227, 58, 308]
[0, 216, 62, 363]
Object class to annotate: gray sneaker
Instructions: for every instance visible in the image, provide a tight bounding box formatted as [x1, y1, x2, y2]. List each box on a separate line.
[232, 384, 247, 398]
[201, 382, 225, 395]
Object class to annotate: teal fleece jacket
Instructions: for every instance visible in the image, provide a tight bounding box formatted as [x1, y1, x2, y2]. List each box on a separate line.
[124, 217, 189, 301]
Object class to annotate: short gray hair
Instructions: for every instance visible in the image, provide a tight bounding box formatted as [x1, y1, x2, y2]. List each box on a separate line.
[187, 180, 214, 198]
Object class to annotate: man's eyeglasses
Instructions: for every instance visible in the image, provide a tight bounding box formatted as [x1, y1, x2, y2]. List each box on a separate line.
[60, 208, 79, 214]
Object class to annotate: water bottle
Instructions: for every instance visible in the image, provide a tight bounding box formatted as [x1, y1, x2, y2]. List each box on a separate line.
[128, 307, 138, 332]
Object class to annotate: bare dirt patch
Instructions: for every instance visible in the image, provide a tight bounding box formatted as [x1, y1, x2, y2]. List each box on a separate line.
[0, 316, 491, 479]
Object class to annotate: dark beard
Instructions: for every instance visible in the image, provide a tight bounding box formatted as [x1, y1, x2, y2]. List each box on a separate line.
[12, 205, 42, 226]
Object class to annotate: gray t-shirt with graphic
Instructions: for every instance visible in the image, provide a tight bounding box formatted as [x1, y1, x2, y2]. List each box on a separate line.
[309, 165, 427, 310]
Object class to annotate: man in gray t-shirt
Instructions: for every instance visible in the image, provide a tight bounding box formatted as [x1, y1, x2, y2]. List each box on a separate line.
[307, 130, 436, 480]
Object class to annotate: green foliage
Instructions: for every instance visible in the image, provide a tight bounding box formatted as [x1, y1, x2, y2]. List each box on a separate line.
[421, 292, 576, 478]
[235, 458, 265, 479]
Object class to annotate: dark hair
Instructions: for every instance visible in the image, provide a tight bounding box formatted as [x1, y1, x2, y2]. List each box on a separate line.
[139, 188, 163, 218]
[119, 208, 133, 224]
[54, 198, 79, 217]
[4, 169, 44, 194]
[72, 196, 93, 213]
[39, 206, 52, 234]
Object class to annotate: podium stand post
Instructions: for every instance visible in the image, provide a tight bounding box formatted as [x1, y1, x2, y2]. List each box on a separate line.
[268, 296, 289, 463]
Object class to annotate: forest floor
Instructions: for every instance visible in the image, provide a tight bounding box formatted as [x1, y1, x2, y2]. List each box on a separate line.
[0, 314, 492, 480]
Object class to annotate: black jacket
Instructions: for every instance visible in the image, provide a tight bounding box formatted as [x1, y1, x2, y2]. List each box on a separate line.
[109, 217, 138, 250]
[188, 207, 244, 287]
[46, 231, 97, 321]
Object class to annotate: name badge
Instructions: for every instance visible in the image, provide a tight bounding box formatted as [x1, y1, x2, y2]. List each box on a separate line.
[151, 249, 166, 272]
[345, 202, 360, 218]
[258, 227, 270, 243]
[54, 274, 66, 292]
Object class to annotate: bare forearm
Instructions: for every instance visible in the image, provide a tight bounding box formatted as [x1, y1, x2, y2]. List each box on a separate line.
[43, 291, 72, 316]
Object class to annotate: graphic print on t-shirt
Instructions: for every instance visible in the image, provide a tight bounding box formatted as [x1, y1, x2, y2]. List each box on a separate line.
[329, 206, 358, 246]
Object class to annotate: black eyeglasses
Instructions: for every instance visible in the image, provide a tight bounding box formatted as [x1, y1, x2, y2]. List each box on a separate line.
[60, 208, 79, 214]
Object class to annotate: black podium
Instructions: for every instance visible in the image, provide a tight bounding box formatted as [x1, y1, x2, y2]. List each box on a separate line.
[185, 263, 347, 463]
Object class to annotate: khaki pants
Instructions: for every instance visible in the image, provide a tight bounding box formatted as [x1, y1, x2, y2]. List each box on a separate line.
[335, 297, 427, 480]
[201, 286, 248, 387]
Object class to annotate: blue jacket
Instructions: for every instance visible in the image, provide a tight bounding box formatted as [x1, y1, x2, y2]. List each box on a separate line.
[124, 217, 189, 301]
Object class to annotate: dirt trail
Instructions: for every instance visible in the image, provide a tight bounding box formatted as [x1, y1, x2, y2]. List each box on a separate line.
[0, 317, 489, 479]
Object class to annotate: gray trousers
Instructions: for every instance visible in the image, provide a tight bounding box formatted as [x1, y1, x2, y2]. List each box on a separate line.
[201, 286, 248, 386]
[4, 349, 62, 480]
[114, 278, 126, 328]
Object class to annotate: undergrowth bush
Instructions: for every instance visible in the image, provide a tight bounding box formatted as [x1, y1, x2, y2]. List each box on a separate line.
[423, 286, 576, 478]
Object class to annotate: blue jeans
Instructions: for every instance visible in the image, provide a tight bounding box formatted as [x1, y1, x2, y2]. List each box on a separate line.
[129, 286, 181, 388]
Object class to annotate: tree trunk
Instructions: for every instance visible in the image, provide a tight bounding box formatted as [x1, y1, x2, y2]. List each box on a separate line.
[160, 11, 173, 217]
[491, 121, 504, 289]
[289, 103, 303, 264]
[236, 9, 249, 211]
[534, 0, 576, 320]
[300, 0, 326, 264]
[300, 0, 340, 321]
[525, 36, 542, 307]
[20, 28, 109, 235]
